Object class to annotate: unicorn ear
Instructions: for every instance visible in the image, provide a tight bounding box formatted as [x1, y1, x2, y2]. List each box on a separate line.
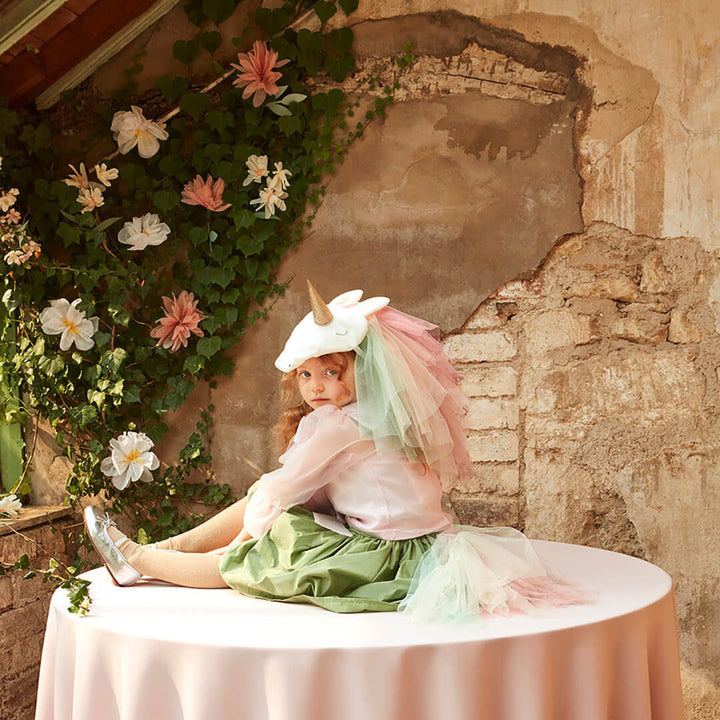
[329, 290, 364, 307]
[357, 296, 389, 317]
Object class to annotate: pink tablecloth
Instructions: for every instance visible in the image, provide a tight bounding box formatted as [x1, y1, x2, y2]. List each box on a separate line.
[35, 541, 684, 720]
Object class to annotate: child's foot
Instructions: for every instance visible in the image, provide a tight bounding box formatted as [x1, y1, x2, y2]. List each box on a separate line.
[83, 506, 141, 587]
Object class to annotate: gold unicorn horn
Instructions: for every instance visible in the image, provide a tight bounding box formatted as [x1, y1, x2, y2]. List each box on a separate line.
[307, 279, 333, 325]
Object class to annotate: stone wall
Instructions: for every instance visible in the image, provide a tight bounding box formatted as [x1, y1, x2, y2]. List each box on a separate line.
[23, 1, 720, 717]
[0, 509, 78, 720]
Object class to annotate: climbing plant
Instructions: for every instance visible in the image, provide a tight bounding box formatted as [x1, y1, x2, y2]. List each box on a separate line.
[0, 0, 411, 612]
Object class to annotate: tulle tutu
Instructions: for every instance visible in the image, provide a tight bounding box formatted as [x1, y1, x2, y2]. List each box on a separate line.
[355, 307, 472, 488]
[398, 526, 588, 623]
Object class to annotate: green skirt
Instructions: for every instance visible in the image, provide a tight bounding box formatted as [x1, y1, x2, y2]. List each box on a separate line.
[218, 505, 435, 613]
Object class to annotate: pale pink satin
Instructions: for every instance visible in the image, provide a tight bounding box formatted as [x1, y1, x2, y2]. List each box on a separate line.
[35, 541, 685, 720]
[243, 403, 452, 540]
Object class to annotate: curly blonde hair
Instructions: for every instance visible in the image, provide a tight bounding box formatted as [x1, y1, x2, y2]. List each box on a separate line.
[273, 351, 355, 452]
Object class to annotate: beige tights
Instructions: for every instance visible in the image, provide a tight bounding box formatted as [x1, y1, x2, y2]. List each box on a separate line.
[106, 498, 249, 589]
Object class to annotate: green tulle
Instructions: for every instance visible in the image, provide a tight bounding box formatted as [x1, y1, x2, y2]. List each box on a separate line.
[355, 328, 422, 461]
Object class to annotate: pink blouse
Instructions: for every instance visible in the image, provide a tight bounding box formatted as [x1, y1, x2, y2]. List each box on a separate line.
[243, 403, 453, 541]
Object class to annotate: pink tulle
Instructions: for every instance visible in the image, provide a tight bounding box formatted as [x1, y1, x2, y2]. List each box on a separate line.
[368, 307, 473, 486]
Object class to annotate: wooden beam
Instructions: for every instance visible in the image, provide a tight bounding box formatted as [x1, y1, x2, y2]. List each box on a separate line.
[35, 0, 182, 109]
[0, 0, 68, 56]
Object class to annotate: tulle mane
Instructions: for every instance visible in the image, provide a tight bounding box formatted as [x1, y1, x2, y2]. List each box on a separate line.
[354, 307, 472, 487]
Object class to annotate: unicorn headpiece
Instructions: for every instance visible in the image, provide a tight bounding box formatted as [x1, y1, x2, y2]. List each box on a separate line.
[275, 280, 472, 487]
[274, 281, 389, 372]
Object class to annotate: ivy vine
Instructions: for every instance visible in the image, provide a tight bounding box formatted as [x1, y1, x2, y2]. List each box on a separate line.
[0, 0, 410, 613]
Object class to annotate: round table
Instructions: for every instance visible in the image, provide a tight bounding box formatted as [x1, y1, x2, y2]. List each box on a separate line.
[34, 541, 684, 720]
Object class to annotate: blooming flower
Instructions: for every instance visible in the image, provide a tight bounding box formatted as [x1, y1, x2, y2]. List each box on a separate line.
[118, 213, 171, 251]
[150, 291, 205, 352]
[243, 154, 269, 186]
[268, 161, 292, 192]
[250, 185, 288, 219]
[0, 494, 22, 518]
[111, 105, 169, 159]
[100, 431, 160, 490]
[181, 175, 231, 212]
[39, 298, 100, 351]
[20, 240, 41, 261]
[63, 163, 93, 191]
[94, 163, 119, 187]
[77, 187, 104, 213]
[4, 249, 24, 265]
[231, 40, 290, 107]
[0, 188, 19, 212]
[3, 208, 21, 224]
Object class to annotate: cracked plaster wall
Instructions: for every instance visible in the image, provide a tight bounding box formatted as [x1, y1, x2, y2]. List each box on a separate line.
[29, 2, 720, 717]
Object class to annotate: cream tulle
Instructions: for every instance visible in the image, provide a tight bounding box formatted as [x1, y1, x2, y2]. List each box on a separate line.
[398, 527, 588, 623]
[354, 308, 472, 488]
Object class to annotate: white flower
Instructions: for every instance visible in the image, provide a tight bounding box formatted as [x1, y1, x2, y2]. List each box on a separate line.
[4, 249, 24, 266]
[111, 105, 169, 159]
[77, 187, 104, 213]
[249, 185, 288, 219]
[268, 161, 291, 191]
[243, 154, 269, 186]
[0, 494, 22, 518]
[100, 431, 160, 490]
[0, 156, 3, 170]
[117, 213, 170, 251]
[93, 163, 119, 187]
[64, 163, 92, 191]
[39, 298, 100, 351]
[0, 188, 19, 212]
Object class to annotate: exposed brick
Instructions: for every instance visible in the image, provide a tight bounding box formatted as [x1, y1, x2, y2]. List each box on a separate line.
[449, 492, 519, 527]
[611, 304, 669, 344]
[523, 310, 593, 355]
[444, 331, 517, 363]
[460, 365, 517, 397]
[453, 462, 520, 495]
[467, 430, 519, 462]
[466, 397, 518, 430]
[564, 274, 639, 302]
[640, 252, 674, 294]
[465, 304, 504, 330]
[0, 575, 12, 614]
[668, 309, 704, 343]
[0, 598, 51, 650]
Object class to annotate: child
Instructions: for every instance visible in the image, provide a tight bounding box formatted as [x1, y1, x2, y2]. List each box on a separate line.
[85, 282, 582, 619]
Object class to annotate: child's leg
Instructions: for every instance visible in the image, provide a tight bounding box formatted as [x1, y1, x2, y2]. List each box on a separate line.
[154, 497, 248, 553]
[107, 526, 226, 588]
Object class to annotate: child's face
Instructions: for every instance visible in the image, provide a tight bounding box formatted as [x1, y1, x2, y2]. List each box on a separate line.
[296, 356, 355, 410]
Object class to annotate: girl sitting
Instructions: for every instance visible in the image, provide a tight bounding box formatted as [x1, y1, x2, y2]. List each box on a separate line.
[86, 282, 582, 619]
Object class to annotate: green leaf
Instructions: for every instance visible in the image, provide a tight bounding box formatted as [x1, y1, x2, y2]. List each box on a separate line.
[95, 216, 122, 233]
[196, 336, 222, 358]
[339, 0, 359, 13]
[183, 355, 205, 375]
[101, 348, 128, 374]
[267, 103, 293, 117]
[153, 189, 180, 214]
[200, 30, 222, 54]
[156, 74, 189, 103]
[173, 39, 200, 65]
[179, 92, 212, 121]
[328, 27, 354, 54]
[123, 385, 141, 404]
[202, 0, 238, 25]
[313, 1, 336, 24]
[68, 404, 98, 428]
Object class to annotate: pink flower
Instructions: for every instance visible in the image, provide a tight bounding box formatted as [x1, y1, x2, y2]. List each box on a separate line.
[3, 209, 21, 224]
[181, 175, 231, 212]
[231, 40, 289, 107]
[150, 291, 206, 352]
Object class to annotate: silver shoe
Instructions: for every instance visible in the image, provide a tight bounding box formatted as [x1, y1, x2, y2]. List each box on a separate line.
[83, 505, 141, 586]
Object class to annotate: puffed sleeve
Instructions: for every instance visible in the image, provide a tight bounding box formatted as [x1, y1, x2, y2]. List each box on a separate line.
[243, 406, 363, 538]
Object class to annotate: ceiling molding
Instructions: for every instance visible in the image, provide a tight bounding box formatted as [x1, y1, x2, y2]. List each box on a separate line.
[0, 0, 68, 56]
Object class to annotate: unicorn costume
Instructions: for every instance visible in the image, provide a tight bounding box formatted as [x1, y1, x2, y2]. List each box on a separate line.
[218, 282, 583, 618]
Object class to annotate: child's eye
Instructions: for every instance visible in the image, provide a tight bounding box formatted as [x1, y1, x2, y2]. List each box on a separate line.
[299, 371, 311, 378]
[326, 369, 338, 377]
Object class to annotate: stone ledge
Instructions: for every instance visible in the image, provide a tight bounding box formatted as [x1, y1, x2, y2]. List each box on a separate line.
[0, 506, 75, 538]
